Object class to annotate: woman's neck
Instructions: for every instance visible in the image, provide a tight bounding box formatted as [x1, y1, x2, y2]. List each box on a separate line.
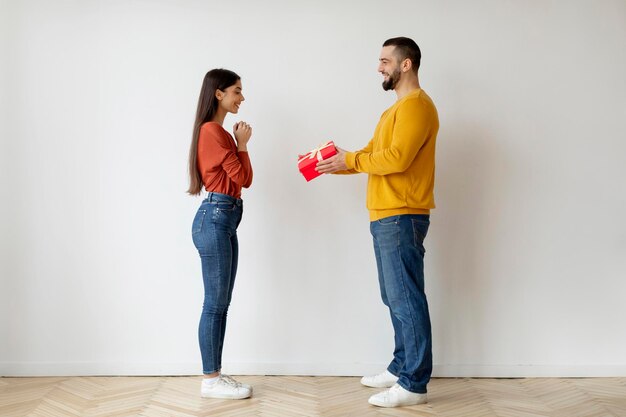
[211, 108, 227, 126]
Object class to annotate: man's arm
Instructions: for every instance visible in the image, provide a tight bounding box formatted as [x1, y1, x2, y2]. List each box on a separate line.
[345, 103, 431, 175]
[316, 139, 373, 174]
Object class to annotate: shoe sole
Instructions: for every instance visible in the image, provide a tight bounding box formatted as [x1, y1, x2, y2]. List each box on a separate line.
[201, 388, 253, 400]
[201, 392, 252, 400]
[360, 379, 397, 388]
[368, 397, 427, 407]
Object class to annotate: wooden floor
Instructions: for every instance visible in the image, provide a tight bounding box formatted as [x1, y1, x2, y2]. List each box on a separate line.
[1, 376, 625, 417]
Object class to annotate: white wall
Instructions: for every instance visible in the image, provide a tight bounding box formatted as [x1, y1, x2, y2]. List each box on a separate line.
[1, 0, 10, 352]
[1, 0, 625, 377]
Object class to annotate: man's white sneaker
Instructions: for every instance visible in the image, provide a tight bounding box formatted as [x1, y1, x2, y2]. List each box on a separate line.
[360, 370, 398, 388]
[368, 384, 427, 408]
[201, 375, 252, 399]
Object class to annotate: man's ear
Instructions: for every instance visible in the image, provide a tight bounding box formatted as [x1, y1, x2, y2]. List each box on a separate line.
[401, 58, 412, 73]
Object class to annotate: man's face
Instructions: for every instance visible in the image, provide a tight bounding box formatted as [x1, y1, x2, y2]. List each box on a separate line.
[378, 46, 401, 91]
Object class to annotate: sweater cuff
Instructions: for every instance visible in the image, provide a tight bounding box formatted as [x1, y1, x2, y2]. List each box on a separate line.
[345, 152, 357, 170]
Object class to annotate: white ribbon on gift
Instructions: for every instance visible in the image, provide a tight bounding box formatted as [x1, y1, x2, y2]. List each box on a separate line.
[297, 141, 335, 164]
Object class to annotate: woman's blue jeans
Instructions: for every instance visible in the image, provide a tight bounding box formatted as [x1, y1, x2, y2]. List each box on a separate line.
[192, 192, 243, 374]
[370, 214, 432, 394]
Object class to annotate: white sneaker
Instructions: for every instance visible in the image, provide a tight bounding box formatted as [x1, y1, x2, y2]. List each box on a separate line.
[201, 375, 252, 399]
[360, 370, 398, 388]
[368, 383, 427, 407]
[221, 374, 252, 391]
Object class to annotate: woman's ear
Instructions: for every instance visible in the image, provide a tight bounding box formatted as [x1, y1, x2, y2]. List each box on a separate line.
[215, 89, 224, 101]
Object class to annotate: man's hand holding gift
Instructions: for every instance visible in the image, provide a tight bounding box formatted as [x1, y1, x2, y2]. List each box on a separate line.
[316, 146, 348, 174]
[297, 141, 337, 181]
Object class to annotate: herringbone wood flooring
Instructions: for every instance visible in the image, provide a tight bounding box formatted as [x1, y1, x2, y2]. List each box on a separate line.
[1, 376, 625, 417]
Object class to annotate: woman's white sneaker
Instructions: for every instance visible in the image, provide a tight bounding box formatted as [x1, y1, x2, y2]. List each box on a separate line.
[368, 383, 427, 407]
[220, 374, 252, 391]
[201, 375, 252, 399]
[360, 370, 398, 388]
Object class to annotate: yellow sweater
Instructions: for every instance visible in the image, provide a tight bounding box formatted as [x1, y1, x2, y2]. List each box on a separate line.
[344, 88, 439, 221]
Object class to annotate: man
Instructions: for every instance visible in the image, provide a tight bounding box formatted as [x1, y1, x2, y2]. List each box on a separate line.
[316, 37, 439, 408]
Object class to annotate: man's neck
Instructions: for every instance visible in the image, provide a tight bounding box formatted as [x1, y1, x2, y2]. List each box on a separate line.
[395, 75, 421, 100]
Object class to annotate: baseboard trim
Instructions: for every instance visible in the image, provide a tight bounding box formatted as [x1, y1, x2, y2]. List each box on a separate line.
[1, 362, 625, 377]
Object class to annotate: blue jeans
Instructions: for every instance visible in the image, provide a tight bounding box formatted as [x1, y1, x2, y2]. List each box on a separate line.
[370, 214, 432, 394]
[192, 192, 243, 374]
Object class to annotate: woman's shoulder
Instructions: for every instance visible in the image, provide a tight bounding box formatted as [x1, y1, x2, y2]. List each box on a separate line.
[201, 121, 226, 134]
[200, 122, 230, 140]
[199, 122, 234, 147]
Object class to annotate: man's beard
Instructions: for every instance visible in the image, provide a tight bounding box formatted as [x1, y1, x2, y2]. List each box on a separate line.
[382, 67, 401, 91]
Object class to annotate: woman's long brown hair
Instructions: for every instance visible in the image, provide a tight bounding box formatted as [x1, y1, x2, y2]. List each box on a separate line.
[187, 69, 241, 195]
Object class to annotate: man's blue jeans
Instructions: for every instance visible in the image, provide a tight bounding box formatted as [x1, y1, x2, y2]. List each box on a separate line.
[370, 214, 432, 394]
[192, 192, 243, 374]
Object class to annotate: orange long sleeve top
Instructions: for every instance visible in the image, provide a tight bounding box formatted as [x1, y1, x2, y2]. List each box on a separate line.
[197, 122, 253, 198]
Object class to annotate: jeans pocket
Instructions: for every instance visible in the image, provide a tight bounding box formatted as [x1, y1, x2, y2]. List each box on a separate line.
[378, 215, 399, 225]
[212, 205, 240, 228]
[192, 209, 207, 234]
[215, 201, 236, 212]
[412, 218, 429, 248]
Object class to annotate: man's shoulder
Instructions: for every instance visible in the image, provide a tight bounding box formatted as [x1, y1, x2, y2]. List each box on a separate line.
[408, 89, 435, 106]
[397, 90, 437, 115]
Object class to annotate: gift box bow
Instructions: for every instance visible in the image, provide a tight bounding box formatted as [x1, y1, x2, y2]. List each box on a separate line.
[298, 141, 336, 164]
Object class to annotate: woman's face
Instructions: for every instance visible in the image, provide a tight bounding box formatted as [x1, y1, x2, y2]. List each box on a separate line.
[217, 80, 245, 114]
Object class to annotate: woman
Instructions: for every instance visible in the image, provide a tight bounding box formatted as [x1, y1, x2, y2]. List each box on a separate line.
[187, 69, 253, 399]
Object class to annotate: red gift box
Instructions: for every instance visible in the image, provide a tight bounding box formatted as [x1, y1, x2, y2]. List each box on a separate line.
[297, 141, 338, 182]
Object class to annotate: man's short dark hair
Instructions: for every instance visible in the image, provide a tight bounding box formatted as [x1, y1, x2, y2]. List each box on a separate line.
[383, 37, 421, 73]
